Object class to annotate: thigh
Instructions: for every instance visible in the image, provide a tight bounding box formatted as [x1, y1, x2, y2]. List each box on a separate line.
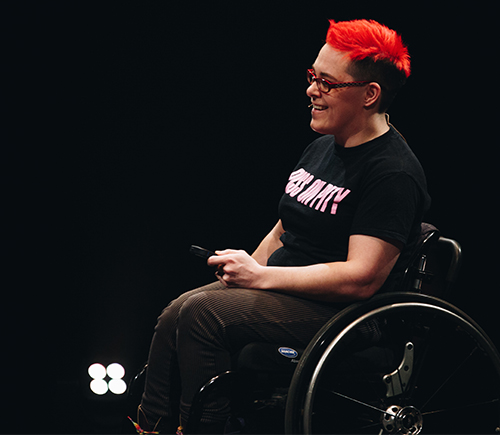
[156, 281, 226, 329]
[177, 287, 343, 351]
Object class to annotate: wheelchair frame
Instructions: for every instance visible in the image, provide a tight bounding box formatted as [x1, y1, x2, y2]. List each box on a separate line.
[284, 291, 500, 434]
[186, 225, 500, 434]
[130, 224, 500, 434]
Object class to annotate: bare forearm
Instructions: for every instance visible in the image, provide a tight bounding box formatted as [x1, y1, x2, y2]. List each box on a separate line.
[250, 220, 372, 301]
[257, 262, 377, 303]
[211, 234, 401, 304]
[256, 235, 401, 302]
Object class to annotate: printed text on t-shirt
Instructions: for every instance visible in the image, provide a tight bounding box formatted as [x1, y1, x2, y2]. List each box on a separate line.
[285, 168, 351, 214]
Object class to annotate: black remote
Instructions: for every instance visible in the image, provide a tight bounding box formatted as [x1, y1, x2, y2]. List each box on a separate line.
[189, 245, 216, 259]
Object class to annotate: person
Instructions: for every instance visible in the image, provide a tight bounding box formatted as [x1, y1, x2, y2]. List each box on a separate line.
[132, 19, 430, 434]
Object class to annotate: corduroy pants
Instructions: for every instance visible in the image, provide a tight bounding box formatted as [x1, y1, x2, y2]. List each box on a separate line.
[140, 281, 348, 424]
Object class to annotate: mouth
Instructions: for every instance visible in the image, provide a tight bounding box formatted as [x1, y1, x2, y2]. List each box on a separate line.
[311, 104, 328, 111]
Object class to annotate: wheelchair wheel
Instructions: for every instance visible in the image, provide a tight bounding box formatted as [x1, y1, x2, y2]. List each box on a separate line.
[285, 292, 500, 434]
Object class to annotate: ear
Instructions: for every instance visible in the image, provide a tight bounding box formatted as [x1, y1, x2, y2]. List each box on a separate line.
[363, 82, 382, 110]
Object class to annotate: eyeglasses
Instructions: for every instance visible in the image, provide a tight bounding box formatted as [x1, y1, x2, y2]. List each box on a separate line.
[307, 69, 370, 93]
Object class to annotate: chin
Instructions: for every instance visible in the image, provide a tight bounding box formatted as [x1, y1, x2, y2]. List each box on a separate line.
[310, 120, 334, 135]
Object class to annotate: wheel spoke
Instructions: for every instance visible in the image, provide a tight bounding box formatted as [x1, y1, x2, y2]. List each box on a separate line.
[289, 299, 500, 435]
[330, 390, 396, 417]
[422, 397, 500, 417]
[420, 346, 478, 412]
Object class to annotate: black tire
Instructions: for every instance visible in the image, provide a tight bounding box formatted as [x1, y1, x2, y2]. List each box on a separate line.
[285, 292, 500, 434]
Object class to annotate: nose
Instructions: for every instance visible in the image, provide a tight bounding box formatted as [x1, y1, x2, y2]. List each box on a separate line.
[306, 80, 321, 99]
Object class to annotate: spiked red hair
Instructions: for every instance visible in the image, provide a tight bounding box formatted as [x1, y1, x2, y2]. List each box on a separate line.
[326, 19, 410, 78]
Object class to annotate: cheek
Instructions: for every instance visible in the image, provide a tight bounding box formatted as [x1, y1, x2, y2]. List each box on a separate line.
[311, 98, 339, 128]
[310, 96, 351, 134]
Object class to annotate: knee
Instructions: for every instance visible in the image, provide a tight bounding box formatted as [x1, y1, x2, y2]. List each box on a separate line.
[154, 295, 186, 335]
[157, 282, 224, 331]
[177, 291, 223, 339]
[178, 291, 211, 326]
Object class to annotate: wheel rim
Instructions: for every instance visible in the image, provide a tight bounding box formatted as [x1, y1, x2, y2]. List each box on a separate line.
[301, 302, 500, 434]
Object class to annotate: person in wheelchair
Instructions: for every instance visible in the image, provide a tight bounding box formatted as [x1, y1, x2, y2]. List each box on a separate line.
[134, 19, 430, 434]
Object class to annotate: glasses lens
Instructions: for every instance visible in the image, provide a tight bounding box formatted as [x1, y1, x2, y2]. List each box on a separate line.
[307, 70, 330, 92]
[318, 80, 329, 92]
[307, 70, 314, 84]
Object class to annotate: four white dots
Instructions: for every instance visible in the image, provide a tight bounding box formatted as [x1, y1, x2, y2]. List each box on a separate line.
[88, 363, 127, 395]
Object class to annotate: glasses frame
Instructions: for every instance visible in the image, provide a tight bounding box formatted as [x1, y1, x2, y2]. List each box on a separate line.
[307, 69, 370, 93]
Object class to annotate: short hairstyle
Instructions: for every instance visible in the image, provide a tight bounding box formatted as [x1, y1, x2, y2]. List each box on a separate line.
[326, 19, 410, 112]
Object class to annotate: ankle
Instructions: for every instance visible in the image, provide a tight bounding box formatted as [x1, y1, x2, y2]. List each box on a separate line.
[128, 405, 168, 434]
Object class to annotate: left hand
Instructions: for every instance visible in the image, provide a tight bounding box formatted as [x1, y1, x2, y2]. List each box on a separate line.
[207, 249, 265, 289]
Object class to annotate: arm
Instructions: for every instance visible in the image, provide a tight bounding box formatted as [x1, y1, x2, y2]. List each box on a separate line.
[251, 220, 285, 266]
[208, 234, 402, 303]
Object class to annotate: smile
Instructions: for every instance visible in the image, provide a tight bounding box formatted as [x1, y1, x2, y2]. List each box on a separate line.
[312, 104, 328, 111]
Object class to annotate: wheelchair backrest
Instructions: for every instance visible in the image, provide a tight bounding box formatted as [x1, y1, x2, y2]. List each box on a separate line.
[400, 222, 462, 300]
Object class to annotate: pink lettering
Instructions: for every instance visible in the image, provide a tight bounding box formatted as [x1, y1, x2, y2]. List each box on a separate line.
[284, 168, 351, 215]
[310, 184, 338, 212]
[285, 168, 314, 197]
[288, 168, 307, 183]
[331, 188, 351, 214]
[297, 179, 327, 206]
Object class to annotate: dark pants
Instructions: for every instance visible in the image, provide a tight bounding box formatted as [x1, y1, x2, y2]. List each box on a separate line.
[140, 281, 345, 424]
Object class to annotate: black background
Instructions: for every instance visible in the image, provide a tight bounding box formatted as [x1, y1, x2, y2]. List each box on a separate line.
[4, 1, 497, 433]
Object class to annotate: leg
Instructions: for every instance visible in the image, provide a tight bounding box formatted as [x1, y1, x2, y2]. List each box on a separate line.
[176, 287, 343, 425]
[140, 281, 226, 426]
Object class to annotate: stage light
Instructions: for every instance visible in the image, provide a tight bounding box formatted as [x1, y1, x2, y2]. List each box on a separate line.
[88, 363, 106, 380]
[90, 378, 109, 395]
[107, 363, 125, 380]
[108, 378, 127, 394]
[88, 362, 127, 395]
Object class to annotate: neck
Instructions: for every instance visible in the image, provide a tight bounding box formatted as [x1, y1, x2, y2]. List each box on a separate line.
[337, 112, 390, 148]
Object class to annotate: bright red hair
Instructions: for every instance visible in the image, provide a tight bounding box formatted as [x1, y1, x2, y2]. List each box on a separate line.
[326, 19, 410, 78]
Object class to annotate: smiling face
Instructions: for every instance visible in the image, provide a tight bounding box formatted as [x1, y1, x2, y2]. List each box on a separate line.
[306, 44, 370, 140]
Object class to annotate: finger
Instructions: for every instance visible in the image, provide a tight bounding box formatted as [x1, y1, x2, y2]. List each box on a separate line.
[214, 249, 238, 256]
[207, 255, 224, 266]
[215, 270, 228, 287]
[216, 265, 224, 277]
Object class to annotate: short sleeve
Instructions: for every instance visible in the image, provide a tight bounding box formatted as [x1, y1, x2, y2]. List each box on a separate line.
[350, 172, 422, 245]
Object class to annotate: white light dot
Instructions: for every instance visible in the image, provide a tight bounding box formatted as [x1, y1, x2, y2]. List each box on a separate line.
[107, 363, 125, 379]
[90, 379, 109, 395]
[88, 363, 106, 380]
[108, 378, 127, 395]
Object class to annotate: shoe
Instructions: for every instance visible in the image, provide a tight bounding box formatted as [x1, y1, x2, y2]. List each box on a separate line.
[128, 405, 170, 434]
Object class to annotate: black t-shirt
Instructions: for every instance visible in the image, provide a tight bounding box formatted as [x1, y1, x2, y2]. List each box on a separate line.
[268, 126, 431, 292]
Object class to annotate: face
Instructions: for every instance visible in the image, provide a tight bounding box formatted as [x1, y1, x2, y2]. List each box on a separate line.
[307, 44, 368, 138]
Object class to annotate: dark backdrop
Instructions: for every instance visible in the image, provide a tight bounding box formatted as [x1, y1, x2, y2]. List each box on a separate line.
[5, 2, 496, 433]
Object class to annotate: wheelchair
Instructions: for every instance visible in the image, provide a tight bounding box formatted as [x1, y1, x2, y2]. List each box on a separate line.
[129, 224, 500, 434]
